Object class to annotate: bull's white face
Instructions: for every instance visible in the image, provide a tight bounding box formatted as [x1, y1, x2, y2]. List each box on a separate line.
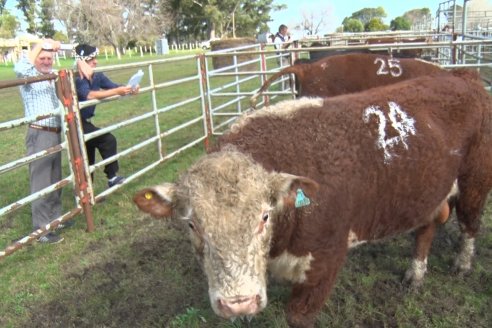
[178, 198, 273, 318]
[133, 150, 318, 320]
[175, 155, 275, 319]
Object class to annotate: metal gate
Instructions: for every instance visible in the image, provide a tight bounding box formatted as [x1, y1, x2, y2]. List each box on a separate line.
[0, 55, 213, 258]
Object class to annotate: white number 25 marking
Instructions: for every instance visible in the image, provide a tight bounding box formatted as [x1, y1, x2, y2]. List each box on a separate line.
[374, 57, 403, 77]
[363, 102, 416, 164]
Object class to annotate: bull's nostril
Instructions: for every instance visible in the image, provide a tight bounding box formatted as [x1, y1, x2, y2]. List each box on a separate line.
[217, 298, 226, 308]
[232, 298, 247, 304]
[218, 295, 260, 317]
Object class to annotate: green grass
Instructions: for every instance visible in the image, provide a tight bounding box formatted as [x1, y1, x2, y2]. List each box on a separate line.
[0, 49, 491, 328]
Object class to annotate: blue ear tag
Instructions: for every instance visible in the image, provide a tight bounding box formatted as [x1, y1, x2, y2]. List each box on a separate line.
[295, 188, 311, 208]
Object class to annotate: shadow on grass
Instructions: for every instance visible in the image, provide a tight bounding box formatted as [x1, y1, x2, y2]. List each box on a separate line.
[22, 219, 209, 328]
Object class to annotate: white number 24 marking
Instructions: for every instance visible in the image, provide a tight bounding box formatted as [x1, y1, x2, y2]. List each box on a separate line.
[374, 57, 402, 77]
[363, 102, 416, 164]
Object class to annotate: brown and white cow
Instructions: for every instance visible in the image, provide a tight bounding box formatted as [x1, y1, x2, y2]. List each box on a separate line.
[251, 52, 450, 287]
[251, 53, 442, 108]
[134, 70, 492, 328]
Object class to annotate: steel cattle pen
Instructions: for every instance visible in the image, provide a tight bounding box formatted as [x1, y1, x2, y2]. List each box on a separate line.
[1, 31, 492, 259]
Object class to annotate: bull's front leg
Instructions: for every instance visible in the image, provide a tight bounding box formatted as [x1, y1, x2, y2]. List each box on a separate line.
[286, 271, 338, 328]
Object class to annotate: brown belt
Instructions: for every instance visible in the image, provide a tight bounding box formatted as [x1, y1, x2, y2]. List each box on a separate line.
[29, 124, 61, 133]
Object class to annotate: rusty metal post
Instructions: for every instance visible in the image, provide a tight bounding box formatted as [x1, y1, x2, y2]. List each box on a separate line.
[56, 70, 95, 232]
[452, 33, 458, 64]
[290, 40, 300, 98]
[292, 40, 299, 63]
[198, 54, 213, 151]
[0, 73, 57, 89]
[259, 43, 269, 107]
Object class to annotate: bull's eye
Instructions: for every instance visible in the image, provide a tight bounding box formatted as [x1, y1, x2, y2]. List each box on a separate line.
[188, 222, 195, 230]
[256, 211, 270, 234]
[262, 212, 269, 222]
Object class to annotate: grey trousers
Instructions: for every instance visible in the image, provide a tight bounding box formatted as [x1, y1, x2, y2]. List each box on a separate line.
[26, 128, 62, 229]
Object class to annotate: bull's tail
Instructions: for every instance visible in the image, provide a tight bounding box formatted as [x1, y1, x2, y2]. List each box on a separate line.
[250, 66, 299, 110]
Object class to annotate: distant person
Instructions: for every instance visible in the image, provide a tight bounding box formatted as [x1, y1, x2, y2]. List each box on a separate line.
[75, 44, 139, 188]
[14, 39, 65, 244]
[274, 24, 292, 67]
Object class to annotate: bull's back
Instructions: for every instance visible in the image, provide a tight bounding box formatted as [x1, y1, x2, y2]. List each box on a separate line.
[222, 72, 491, 237]
[298, 53, 442, 97]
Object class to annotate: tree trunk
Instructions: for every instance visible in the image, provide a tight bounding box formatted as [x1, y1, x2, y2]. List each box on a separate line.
[210, 21, 217, 39]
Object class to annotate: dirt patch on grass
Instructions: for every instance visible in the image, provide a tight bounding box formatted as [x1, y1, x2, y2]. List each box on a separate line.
[25, 222, 208, 328]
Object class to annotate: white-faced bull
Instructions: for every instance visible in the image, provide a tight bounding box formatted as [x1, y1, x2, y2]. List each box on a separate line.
[134, 70, 492, 328]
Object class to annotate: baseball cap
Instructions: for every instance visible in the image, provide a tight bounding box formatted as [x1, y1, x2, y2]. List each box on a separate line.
[75, 44, 98, 61]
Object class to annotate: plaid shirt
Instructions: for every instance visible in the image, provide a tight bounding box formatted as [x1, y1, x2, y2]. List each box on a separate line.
[14, 56, 62, 128]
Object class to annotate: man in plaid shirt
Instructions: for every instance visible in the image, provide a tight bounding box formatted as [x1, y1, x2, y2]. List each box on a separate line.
[14, 39, 65, 244]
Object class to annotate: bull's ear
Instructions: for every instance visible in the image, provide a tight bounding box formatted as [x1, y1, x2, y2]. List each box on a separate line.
[269, 173, 319, 209]
[133, 183, 176, 218]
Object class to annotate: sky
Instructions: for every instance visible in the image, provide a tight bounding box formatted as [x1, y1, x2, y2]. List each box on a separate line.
[268, 0, 490, 37]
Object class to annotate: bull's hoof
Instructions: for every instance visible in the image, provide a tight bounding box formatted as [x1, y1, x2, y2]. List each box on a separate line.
[451, 262, 472, 277]
[452, 237, 475, 276]
[402, 259, 427, 291]
[402, 270, 424, 291]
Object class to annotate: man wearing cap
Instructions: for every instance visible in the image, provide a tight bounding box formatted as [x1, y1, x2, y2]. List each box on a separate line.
[74, 44, 138, 188]
[14, 39, 65, 244]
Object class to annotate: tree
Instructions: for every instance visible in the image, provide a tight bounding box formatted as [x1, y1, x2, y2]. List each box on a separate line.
[403, 8, 431, 24]
[342, 7, 387, 32]
[164, 0, 210, 42]
[402, 8, 431, 30]
[232, 0, 278, 37]
[297, 8, 331, 36]
[0, 0, 7, 15]
[166, 0, 281, 41]
[203, 0, 279, 38]
[16, 0, 37, 35]
[39, 0, 56, 38]
[342, 18, 364, 32]
[54, 0, 166, 55]
[348, 7, 386, 26]
[365, 17, 387, 32]
[390, 16, 411, 31]
[0, 10, 19, 38]
[53, 30, 68, 42]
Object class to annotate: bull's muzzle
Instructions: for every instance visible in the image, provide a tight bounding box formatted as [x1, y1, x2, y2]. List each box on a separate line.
[216, 294, 261, 318]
